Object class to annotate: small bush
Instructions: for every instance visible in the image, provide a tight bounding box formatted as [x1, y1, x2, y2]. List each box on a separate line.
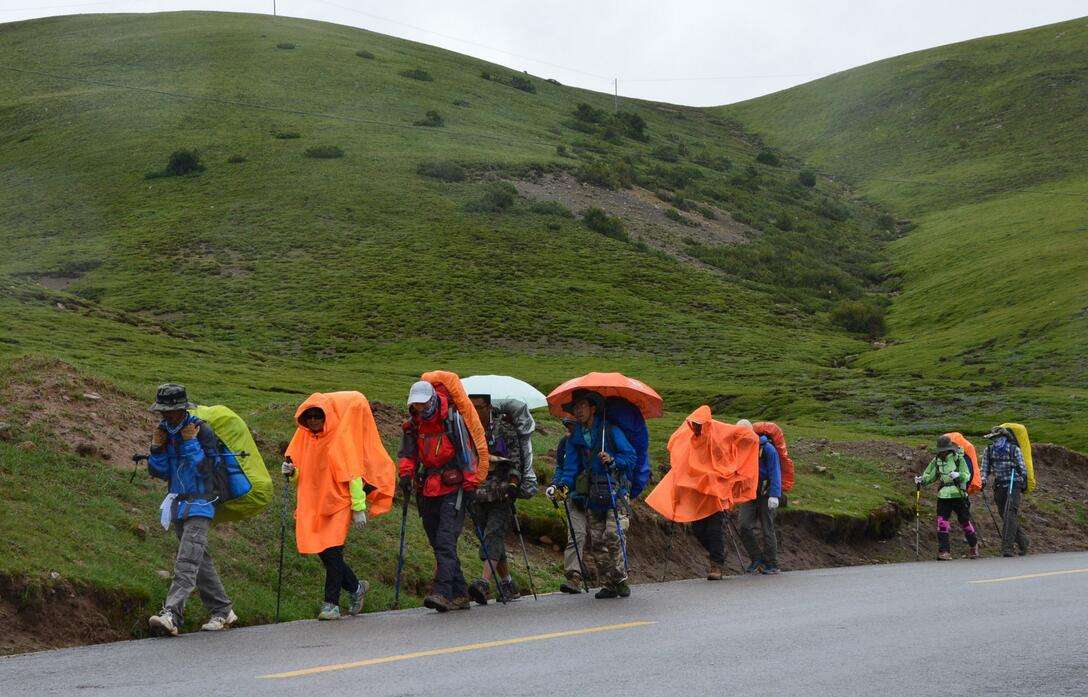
[613, 111, 648, 141]
[817, 198, 851, 221]
[414, 110, 444, 127]
[161, 149, 204, 177]
[355, 49, 375, 59]
[273, 131, 301, 139]
[694, 153, 732, 172]
[510, 75, 536, 93]
[755, 149, 780, 166]
[227, 154, 246, 164]
[276, 42, 296, 50]
[775, 215, 794, 231]
[877, 213, 897, 232]
[574, 159, 633, 190]
[664, 208, 698, 227]
[528, 200, 573, 217]
[400, 67, 433, 81]
[831, 300, 886, 338]
[453, 99, 470, 107]
[602, 125, 623, 143]
[582, 207, 628, 242]
[574, 103, 607, 124]
[798, 170, 817, 187]
[697, 205, 718, 220]
[304, 145, 344, 159]
[480, 71, 492, 80]
[466, 182, 518, 213]
[652, 144, 680, 162]
[546, 78, 561, 85]
[555, 144, 569, 158]
[416, 159, 466, 182]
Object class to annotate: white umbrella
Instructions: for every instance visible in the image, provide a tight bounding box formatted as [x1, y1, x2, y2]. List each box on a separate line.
[460, 375, 548, 409]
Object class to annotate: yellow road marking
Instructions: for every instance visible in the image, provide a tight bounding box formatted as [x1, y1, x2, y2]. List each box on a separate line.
[969, 568, 1088, 585]
[260, 620, 656, 679]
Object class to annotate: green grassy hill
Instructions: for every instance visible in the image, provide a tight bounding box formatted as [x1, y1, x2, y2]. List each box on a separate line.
[722, 17, 1088, 447]
[1, 11, 1085, 647]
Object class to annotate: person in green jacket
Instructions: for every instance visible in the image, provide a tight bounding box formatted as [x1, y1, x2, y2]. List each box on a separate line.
[915, 435, 979, 560]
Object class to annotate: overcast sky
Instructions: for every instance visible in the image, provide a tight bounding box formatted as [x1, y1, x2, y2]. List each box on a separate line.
[1, 0, 1084, 105]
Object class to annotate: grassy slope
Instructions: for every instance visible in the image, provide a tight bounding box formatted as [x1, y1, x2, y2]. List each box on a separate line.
[722, 17, 1088, 447]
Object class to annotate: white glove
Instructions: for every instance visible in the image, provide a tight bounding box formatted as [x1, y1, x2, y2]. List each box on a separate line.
[767, 497, 779, 510]
[281, 461, 296, 477]
[545, 485, 556, 499]
[948, 471, 960, 480]
[352, 510, 367, 528]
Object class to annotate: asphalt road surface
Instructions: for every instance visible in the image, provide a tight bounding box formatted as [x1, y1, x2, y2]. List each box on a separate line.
[4, 551, 1087, 696]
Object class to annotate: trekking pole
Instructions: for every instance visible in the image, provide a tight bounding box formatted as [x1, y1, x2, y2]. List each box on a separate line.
[724, 513, 746, 570]
[275, 459, 292, 624]
[980, 487, 1002, 539]
[1002, 470, 1016, 547]
[392, 489, 410, 610]
[558, 497, 591, 593]
[603, 470, 630, 573]
[510, 501, 538, 601]
[661, 522, 673, 583]
[469, 505, 508, 604]
[914, 483, 921, 560]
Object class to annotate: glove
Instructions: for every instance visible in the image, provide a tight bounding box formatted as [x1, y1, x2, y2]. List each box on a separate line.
[545, 485, 568, 502]
[767, 497, 779, 510]
[352, 510, 367, 529]
[948, 471, 960, 480]
[151, 427, 167, 449]
[399, 475, 413, 496]
[180, 422, 199, 441]
[914, 475, 924, 485]
[980, 476, 988, 490]
[281, 461, 296, 478]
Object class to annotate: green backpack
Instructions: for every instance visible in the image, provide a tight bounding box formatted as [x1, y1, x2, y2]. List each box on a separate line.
[191, 405, 273, 524]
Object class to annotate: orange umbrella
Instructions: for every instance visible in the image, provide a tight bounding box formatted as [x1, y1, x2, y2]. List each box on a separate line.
[546, 372, 663, 419]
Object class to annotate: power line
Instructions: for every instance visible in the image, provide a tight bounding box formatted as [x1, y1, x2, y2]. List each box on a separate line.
[623, 73, 816, 83]
[0, 1, 112, 11]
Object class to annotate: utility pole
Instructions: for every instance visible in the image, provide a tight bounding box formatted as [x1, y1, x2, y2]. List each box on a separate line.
[273, 0, 277, 16]
[614, 78, 619, 112]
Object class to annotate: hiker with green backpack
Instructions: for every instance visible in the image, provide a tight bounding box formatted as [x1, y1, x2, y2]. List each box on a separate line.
[145, 384, 238, 637]
[915, 435, 979, 560]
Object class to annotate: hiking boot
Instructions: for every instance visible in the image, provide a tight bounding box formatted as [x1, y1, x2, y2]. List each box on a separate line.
[560, 575, 584, 594]
[500, 579, 521, 602]
[745, 560, 764, 574]
[614, 581, 631, 598]
[200, 610, 237, 632]
[1002, 551, 1015, 558]
[761, 564, 780, 575]
[449, 595, 472, 611]
[594, 586, 619, 599]
[467, 579, 491, 606]
[707, 562, 724, 581]
[968, 544, 980, 559]
[148, 609, 179, 637]
[317, 603, 340, 620]
[423, 593, 451, 613]
[348, 580, 369, 616]
[937, 551, 952, 561]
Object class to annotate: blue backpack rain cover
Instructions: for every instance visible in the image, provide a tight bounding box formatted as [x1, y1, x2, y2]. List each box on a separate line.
[604, 397, 651, 497]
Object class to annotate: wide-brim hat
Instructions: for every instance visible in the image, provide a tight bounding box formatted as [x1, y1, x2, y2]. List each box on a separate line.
[149, 383, 195, 412]
[562, 389, 604, 414]
[984, 427, 1013, 441]
[935, 435, 958, 454]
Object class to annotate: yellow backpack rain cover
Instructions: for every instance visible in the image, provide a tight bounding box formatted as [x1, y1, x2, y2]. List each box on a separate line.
[1000, 422, 1036, 493]
[192, 405, 274, 523]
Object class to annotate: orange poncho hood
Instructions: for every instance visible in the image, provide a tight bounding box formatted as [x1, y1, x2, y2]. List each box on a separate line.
[646, 406, 760, 523]
[285, 391, 395, 554]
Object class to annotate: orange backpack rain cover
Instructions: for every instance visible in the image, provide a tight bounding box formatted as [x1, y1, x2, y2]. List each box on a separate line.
[753, 421, 794, 493]
[646, 406, 760, 523]
[421, 370, 490, 483]
[945, 431, 981, 494]
[286, 391, 396, 554]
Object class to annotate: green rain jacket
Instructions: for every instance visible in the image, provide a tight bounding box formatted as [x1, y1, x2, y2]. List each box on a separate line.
[920, 451, 971, 499]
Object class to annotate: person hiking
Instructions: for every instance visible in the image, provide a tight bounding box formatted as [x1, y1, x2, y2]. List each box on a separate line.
[548, 390, 636, 599]
[282, 392, 394, 620]
[548, 417, 589, 593]
[145, 383, 236, 637]
[493, 398, 540, 499]
[982, 427, 1030, 557]
[736, 419, 782, 574]
[467, 394, 524, 604]
[915, 435, 980, 560]
[398, 380, 480, 612]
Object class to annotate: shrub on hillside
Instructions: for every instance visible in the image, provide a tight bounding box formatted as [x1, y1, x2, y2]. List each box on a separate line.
[755, 149, 781, 166]
[574, 159, 634, 190]
[555, 144, 569, 158]
[798, 170, 817, 187]
[665, 208, 698, 227]
[817, 198, 851, 221]
[614, 111, 648, 141]
[546, 78, 561, 85]
[400, 67, 434, 81]
[273, 130, 301, 139]
[582, 207, 628, 242]
[573, 103, 607, 124]
[227, 154, 246, 164]
[453, 99, 471, 107]
[145, 149, 204, 179]
[528, 200, 573, 217]
[652, 144, 680, 162]
[355, 49, 375, 59]
[416, 159, 466, 182]
[276, 42, 296, 50]
[510, 75, 536, 93]
[414, 110, 445, 127]
[304, 145, 345, 159]
[877, 213, 897, 232]
[466, 182, 518, 213]
[693, 153, 733, 172]
[775, 215, 794, 231]
[697, 205, 718, 220]
[831, 300, 886, 338]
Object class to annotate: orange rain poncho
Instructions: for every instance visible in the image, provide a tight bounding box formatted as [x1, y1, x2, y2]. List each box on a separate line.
[646, 406, 760, 523]
[285, 391, 396, 554]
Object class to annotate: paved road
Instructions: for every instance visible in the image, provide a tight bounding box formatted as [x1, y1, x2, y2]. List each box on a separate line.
[4, 552, 1087, 696]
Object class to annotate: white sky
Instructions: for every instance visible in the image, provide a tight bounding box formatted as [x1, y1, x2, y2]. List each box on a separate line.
[1, 0, 1084, 106]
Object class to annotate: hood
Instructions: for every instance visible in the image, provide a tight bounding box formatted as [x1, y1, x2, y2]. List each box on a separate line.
[294, 392, 341, 437]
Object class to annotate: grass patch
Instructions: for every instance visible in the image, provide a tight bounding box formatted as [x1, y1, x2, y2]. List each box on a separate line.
[303, 145, 345, 159]
[400, 67, 433, 82]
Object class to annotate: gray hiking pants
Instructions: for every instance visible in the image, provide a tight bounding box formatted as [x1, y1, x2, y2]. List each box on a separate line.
[165, 516, 232, 620]
[739, 496, 778, 566]
[563, 501, 589, 579]
[994, 485, 1030, 555]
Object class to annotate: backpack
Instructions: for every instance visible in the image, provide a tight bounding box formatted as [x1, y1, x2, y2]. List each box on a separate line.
[603, 397, 651, 498]
[1000, 422, 1036, 493]
[752, 422, 794, 493]
[420, 370, 490, 482]
[944, 432, 981, 494]
[191, 405, 273, 524]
